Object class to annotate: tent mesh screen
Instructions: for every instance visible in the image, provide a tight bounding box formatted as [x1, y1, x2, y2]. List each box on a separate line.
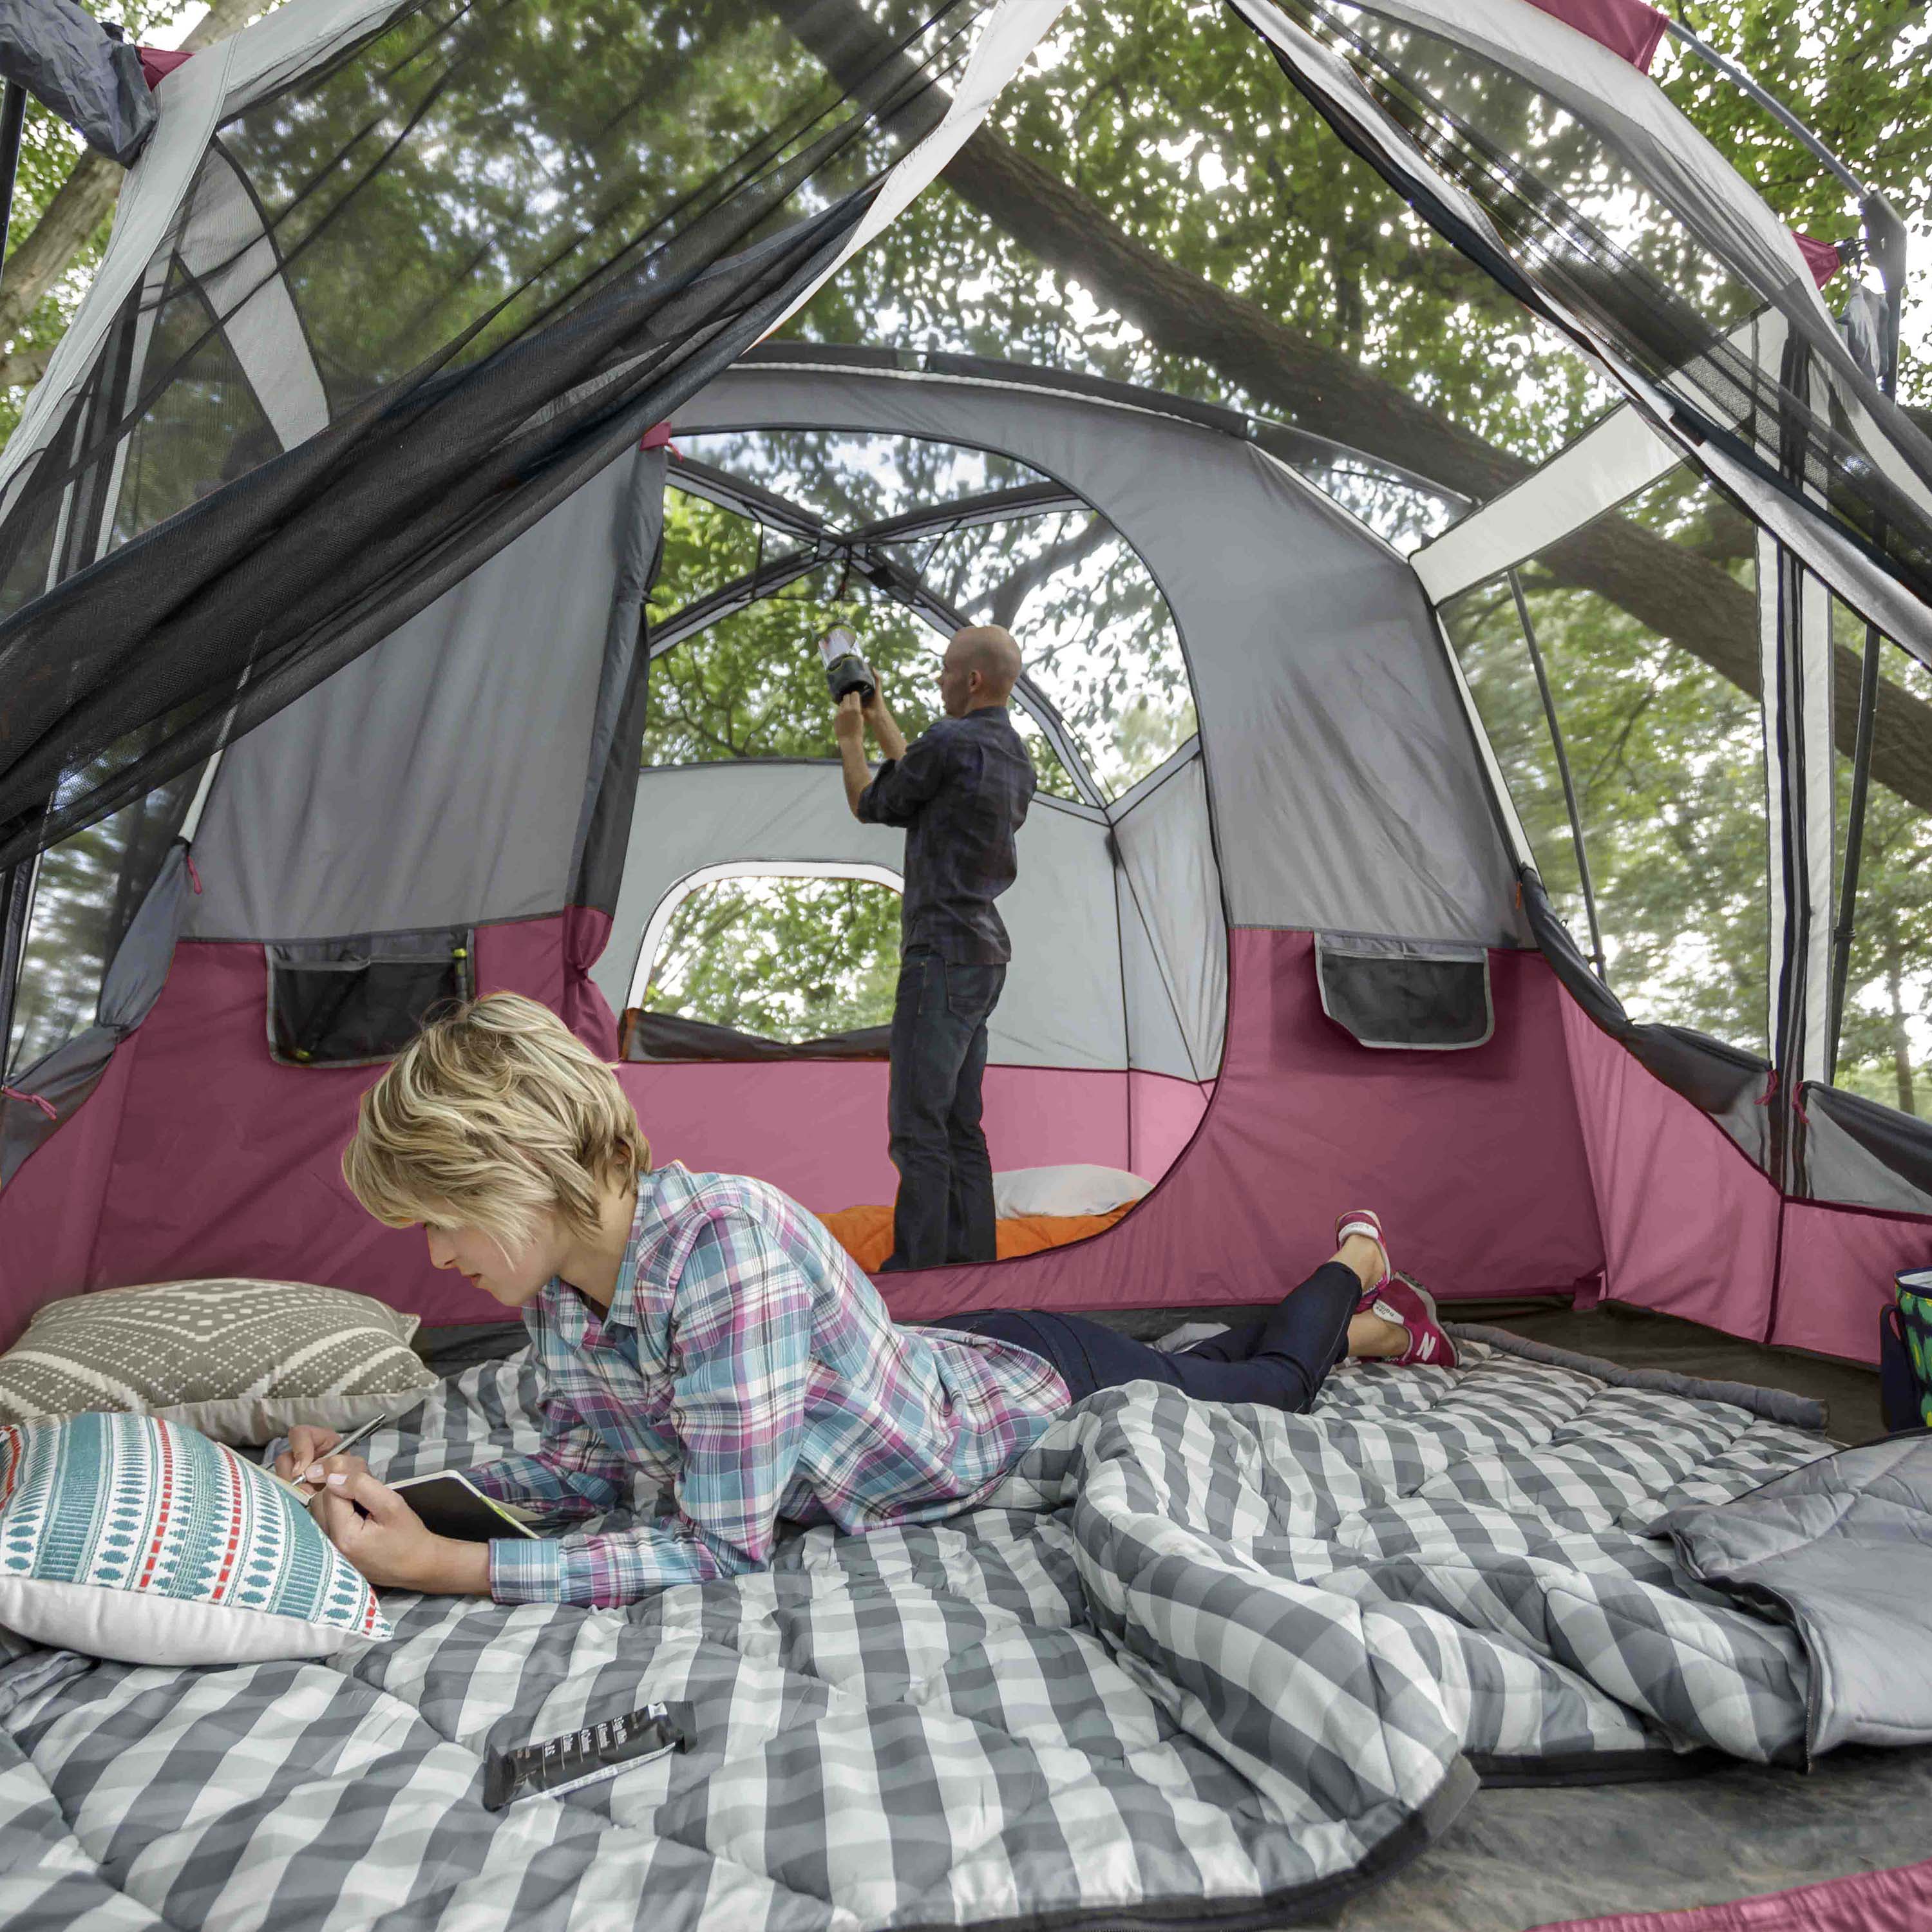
[1443, 464, 1771, 1060]
[0, 0, 1003, 873]
[1261, 0, 1932, 625]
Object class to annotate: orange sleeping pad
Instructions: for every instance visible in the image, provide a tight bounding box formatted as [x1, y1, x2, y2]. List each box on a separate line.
[818, 1200, 1135, 1274]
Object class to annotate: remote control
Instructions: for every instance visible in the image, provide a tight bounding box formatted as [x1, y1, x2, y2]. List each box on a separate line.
[482, 1700, 692, 1809]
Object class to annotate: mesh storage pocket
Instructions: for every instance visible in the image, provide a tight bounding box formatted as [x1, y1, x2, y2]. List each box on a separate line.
[1316, 934, 1493, 1050]
[267, 932, 474, 1068]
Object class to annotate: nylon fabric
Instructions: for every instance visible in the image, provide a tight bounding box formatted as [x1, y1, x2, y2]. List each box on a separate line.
[5, 1332, 1906, 1928]
[596, 761, 1131, 1074]
[670, 368, 1520, 942]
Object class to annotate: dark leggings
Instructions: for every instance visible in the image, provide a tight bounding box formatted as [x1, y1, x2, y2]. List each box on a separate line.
[934, 1261, 1359, 1412]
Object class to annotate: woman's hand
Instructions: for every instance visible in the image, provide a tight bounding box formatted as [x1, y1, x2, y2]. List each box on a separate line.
[276, 1425, 341, 1482]
[310, 1470, 492, 1595]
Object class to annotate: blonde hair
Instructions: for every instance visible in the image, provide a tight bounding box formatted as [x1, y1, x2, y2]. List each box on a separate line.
[343, 993, 649, 1255]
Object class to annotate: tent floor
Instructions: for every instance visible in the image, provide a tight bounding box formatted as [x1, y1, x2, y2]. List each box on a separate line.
[415, 1300, 1914, 1931]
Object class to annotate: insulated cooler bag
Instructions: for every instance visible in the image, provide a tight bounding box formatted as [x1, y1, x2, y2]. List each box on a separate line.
[1882, 1269, 1932, 1432]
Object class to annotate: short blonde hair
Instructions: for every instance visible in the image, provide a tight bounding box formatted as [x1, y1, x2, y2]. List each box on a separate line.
[343, 994, 649, 1255]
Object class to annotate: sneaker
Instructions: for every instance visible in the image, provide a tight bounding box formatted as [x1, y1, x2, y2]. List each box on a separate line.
[1368, 1273, 1459, 1369]
[1334, 1208, 1390, 1299]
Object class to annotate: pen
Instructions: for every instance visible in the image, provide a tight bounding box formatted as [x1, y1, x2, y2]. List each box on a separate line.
[291, 1410, 388, 1484]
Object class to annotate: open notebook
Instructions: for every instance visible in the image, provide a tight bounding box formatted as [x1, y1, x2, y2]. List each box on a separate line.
[270, 1462, 538, 1541]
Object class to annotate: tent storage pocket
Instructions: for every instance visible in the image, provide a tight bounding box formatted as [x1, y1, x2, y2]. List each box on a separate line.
[1315, 934, 1493, 1050]
[267, 932, 475, 1068]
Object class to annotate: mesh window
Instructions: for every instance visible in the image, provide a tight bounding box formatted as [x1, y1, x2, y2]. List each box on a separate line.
[5, 766, 198, 1081]
[1258, 0, 1932, 610]
[654, 430, 1190, 797]
[1831, 627, 1932, 1118]
[108, 265, 283, 553]
[647, 560, 945, 765]
[266, 931, 475, 1068]
[1443, 467, 1770, 1056]
[641, 873, 900, 1043]
[882, 510, 1195, 795]
[784, 1, 1621, 504]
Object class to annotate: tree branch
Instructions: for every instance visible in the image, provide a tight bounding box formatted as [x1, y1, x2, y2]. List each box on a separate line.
[773, 0, 1932, 814]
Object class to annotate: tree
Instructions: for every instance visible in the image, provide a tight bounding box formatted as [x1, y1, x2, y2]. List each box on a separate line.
[0, 0, 278, 402]
[646, 874, 902, 1037]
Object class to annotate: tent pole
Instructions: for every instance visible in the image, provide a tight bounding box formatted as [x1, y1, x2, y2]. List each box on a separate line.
[1508, 569, 1607, 980]
[1829, 616, 1882, 1072]
[1662, 21, 1866, 202]
[1825, 221, 1904, 1077]
[0, 80, 26, 301]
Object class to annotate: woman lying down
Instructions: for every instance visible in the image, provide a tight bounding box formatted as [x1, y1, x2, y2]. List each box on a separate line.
[279, 994, 1457, 1607]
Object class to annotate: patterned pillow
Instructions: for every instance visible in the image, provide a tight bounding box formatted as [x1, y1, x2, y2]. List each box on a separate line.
[0, 1279, 438, 1444]
[0, 1412, 391, 1666]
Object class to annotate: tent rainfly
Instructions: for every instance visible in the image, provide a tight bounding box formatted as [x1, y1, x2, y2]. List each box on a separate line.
[1, 0, 1929, 1381]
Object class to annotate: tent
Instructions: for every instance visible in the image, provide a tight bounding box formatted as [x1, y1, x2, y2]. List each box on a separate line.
[3, 0, 1928, 1363]
[4, 1, 1932, 1922]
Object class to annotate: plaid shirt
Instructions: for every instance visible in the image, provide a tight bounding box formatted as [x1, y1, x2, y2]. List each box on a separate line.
[857, 706, 1035, 963]
[473, 1165, 1069, 1606]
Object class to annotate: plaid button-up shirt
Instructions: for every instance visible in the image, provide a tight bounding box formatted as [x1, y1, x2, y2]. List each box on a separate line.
[857, 706, 1035, 963]
[474, 1165, 1070, 1606]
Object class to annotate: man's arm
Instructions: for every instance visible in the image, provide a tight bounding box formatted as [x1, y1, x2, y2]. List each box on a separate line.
[866, 688, 907, 764]
[834, 691, 873, 818]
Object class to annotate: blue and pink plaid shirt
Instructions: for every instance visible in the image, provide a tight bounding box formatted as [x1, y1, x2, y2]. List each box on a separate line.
[472, 1164, 1070, 1607]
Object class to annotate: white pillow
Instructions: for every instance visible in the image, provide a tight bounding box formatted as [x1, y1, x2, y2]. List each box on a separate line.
[0, 1278, 438, 1444]
[0, 1411, 391, 1667]
[992, 1164, 1152, 1220]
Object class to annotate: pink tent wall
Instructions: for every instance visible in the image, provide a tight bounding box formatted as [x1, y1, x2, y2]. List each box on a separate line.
[1558, 1000, 1932, 1361]
[871, 929, 1605, 1324]
[6, 911, 1922, 1363]
[0, 917, 1205, 1347]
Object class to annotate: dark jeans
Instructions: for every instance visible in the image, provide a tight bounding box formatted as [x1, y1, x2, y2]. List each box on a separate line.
[883, 947, 1005, 1271]
[935, 1262, 1360, 1412]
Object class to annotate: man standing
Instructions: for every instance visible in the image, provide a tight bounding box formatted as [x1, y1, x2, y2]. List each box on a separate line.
[833, 626, 1034, 1271]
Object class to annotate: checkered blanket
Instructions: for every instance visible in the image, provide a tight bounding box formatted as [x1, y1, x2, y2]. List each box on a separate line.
[0, 1332, 1857, 1930]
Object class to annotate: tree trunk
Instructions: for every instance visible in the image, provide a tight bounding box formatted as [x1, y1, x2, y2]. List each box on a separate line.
[776, 0, 1932, 814]
[1888, 952, 1917, 1116]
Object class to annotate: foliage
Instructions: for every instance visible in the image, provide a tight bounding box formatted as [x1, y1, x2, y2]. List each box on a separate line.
[1445, 475, 1773, 1056]
[650, 430, 1195, 794]
[0, 0, 200, 439]
[645, 875, 901, 1037]
[3, 0, 1927, 1115]
[1446, 469, 1932, 1107]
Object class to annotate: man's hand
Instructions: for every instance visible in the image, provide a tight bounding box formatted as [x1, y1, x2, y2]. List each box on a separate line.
[310, 1470, 492, 1595]
[833, 690, 866, 745]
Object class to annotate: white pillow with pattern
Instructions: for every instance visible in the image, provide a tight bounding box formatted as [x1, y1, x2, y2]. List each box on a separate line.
[0, 1279, 438, 1445]
[0, 1412, 391, 1665]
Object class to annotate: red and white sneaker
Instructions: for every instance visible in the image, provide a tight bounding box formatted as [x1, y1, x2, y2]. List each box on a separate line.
[1367, 1274, 1459, 1370]
[1335, 1208, 1390, 1298]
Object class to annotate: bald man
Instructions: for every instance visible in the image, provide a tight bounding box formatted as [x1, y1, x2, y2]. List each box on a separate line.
[834, 626, 1036, 1270]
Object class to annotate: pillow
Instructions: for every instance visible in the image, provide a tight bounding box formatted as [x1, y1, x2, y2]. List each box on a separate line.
[0, 1411, 391, 1666]
[0, 1278, 438, 1444]
[992, 1164, 1152, 1220]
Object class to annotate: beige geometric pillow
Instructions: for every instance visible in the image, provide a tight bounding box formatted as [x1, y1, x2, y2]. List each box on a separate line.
[0, 1280, 439, 1446]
